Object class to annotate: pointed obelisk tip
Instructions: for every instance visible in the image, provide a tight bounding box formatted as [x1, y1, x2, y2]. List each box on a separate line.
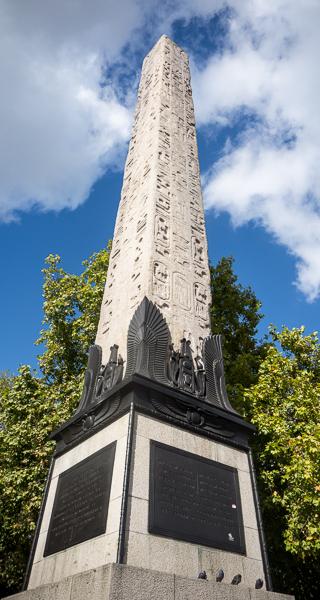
[159, 34, 172, 42]
[152, 34, 184, 53]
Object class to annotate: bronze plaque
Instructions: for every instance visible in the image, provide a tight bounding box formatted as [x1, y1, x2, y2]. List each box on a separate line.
[44, 442, 116, 556]
[149, 441, 246, 554]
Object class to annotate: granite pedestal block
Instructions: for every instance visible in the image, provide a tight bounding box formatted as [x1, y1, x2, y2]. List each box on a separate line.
[26, 399, 267, 591]
[4, 564, 294, 600]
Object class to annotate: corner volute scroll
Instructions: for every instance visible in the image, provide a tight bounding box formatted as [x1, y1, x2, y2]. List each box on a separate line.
[75, 343, 124, 414]
[203, 334, 238, 413]
[76, 344, 102, 414]
[95, 344, 124, 398]
[124, 296, 171, 384]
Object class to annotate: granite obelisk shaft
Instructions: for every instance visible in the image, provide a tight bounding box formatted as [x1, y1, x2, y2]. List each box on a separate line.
[96, 35, 211, 362]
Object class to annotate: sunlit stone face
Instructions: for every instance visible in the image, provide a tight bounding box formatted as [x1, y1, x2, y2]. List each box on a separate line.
[96, 35, 211, 364]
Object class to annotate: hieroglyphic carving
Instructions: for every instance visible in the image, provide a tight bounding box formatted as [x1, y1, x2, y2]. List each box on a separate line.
[173, 231, 190, 267]
[173, 272, 191, 311]
[192, 236, 205, 265]
[155, 213, 169, 247]
[153, 261, 169, 300]
[157, 193, 170, 213]
[174, 193, 187, 220]
[95, 36, 212, 362]
[137, 213, 147, 234]
[194, 282, 209, 321]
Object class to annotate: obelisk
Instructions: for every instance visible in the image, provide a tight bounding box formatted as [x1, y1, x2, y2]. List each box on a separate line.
[17, 35, 293, 600]
[96, 35, 211, 363]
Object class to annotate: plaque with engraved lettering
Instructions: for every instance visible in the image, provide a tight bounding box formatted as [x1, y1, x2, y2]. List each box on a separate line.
[44, 442, 116, 556]
[149, 441, 246, 554]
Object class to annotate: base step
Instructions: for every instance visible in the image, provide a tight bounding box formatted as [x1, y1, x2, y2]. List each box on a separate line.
[4, 563, 294, 600]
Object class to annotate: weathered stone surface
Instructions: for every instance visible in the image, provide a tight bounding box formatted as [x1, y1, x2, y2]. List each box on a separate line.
[95, 35, 211, 363]
[70, 564, 112, 600]
[175, 577, 249, 600]
[4, 577, 72, 600]
[26, 412, 264, 590]
[249, 592, 293, 600]
[108, 564, 175, 600]
[3, 564, 295, 600]
[125, 413, 265, 587]
[27, 415, 129, 589]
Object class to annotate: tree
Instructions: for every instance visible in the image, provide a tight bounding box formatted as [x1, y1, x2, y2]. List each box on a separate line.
[36, 246, 110, 382]
[210, 256, 267, 412]
[244, 327, 320, 598]
[0, 248, 110, 595]
[0, 367, 78, 592]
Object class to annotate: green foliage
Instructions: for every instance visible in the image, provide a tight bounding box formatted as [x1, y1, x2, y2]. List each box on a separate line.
[36, 246, 110, 382]
[0, 368, 81, 591]
[210, 257, 267, 411]
[245, 326, 320, 558]
[245, 327, 320, 597]
[0, 247, 110, 595]
[209, 262, 320, 597]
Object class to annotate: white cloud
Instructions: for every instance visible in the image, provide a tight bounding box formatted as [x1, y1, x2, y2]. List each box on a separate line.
[191, 1, 320, 300]
[1, 0, 319, 300]
[0, 0, 140, 221]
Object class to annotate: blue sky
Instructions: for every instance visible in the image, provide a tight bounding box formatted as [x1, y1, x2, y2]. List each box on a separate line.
[1, 1, 319, 373]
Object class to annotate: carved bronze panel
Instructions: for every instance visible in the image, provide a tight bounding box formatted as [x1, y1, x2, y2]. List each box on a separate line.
[149, 441, 246, 554]
[44, 442, 116, 556]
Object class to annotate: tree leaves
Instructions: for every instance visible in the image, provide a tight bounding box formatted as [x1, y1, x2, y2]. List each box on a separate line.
[0, 247, 109, 595]
[210, 256, 267, 411]
[245, 327, 320, 597]
[36, 247, 110, 381]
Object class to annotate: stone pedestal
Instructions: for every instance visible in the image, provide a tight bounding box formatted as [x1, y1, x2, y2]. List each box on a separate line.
[23, 375, 271, 593]
[5, 564, 294, 600]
